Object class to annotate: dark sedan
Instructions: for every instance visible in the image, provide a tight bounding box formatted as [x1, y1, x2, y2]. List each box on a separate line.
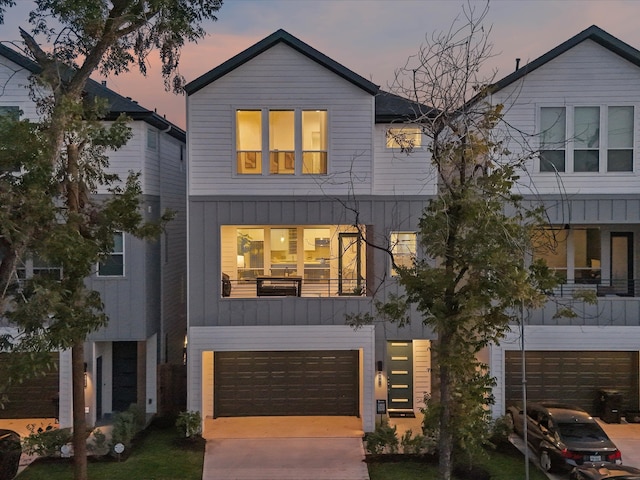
[570, 464, 640, 479]
[507, 402, 622, 473]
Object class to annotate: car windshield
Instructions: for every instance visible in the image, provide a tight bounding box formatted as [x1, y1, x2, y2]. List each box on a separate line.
[557, 422, 608, 441]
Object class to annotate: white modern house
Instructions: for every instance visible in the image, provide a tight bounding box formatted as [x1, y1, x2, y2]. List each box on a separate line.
[0, 43, 187, 427]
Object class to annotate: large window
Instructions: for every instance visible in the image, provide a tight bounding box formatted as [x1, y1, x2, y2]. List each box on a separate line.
[390, 232, 417, 276]
[222, 225, 365, 297]
[533, 227, 600, 284]
[98, 232, 124, 277]
[236, 109, 328, 175]
[539, 106, 634, 173]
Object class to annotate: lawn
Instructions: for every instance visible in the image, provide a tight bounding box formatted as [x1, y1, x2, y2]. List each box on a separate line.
[367, 447, 549, 480]
[16, 423, 205, 480]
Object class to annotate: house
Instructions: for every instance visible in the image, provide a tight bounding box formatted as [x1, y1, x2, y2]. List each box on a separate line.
[488, 25, 640, 419]
[184, 29, 437, 433]
[0, 43, 187, 427]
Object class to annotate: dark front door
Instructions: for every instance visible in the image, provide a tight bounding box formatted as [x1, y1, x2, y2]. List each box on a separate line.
[386, 341, 414, 415]
[214, 350, 359, 417]
[112, 342, 137, 412]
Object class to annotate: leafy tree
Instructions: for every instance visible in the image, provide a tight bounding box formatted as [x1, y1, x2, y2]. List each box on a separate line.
[0, 2, 222, 479]
[372, 4, 570, 479]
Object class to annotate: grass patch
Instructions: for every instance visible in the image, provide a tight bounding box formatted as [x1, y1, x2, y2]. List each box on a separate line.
[16, 422, 205, 480]
[368, 443, 548, 480]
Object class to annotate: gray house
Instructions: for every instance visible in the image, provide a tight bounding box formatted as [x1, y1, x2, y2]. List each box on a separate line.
[0, 43, 187, 427]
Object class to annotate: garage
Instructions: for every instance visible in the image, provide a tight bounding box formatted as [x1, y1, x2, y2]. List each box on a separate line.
[0, 353, 59, 419]
[505, 351, 639, 415]
[214, 350, 359, 417]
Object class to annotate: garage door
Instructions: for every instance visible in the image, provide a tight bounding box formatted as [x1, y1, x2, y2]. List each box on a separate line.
[0, 353, 59, 419]
[214, 350, 359, 417]
[505, 351, 639, 415]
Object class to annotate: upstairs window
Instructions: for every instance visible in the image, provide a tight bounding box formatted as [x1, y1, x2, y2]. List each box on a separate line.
[147, 128, 158, 150]
[539, 106, 634, 173]
[236, 109, 328, 175]
[386, 127, 422, 153]
[98, 232, 124, 277]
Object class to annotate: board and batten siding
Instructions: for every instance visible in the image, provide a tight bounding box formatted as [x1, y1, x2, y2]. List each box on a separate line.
[187, 43, 375, 197]
[493, 39, 640, 195]
[95, 122, 145, 194]
[187, 325, 376, 432]
[373, 124, 436, 196]
[490, 326, 640, 419]
[188, 196, 428, 328]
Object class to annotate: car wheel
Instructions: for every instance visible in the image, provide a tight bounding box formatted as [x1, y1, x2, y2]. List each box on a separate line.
[539, 450, 552, 472]
[505, 412, 515, 433]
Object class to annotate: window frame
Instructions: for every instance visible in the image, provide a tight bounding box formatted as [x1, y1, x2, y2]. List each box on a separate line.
[97, 231, 125, 277]
[389, 231, 417, 277]
[386, 126, 423, 153]
[538, 104, 634, 174]
[235, 108, 329, 176]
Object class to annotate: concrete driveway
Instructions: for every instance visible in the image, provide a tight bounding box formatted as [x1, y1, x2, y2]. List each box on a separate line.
[202, 417, 369, 480]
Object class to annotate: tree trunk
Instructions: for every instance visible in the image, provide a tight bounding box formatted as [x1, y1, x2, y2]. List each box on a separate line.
[72, 342, 88, 480]
[438, 333, 454, 480]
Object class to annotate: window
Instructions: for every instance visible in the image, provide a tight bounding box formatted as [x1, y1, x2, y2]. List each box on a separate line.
[533, 227, 601, 284]
[98, 232, 124, 276]
[0, 106, 20, 120]
[147, 128, 157, 150]
[386, 127, 422, 152]
[16, 254, 62, 283]
[390, 232, 417, 276]
[540, 107, 566, 172]
[539, 106, 634, 173]
[236, 109, 328, 175]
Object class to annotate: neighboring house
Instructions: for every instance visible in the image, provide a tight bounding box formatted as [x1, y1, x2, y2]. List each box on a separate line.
[184, 29, 436, 433]
[489, 25, 640, 418]
[0, 43, 187, 427]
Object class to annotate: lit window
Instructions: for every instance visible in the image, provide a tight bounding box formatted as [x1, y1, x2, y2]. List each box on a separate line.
[386, 127, 422, 153]
[390, 232, 416, 276]
[302, 110, 327, 174]
[269, 110, 295, 174]
[98, 232, 124, 276]
[236, 109, 329, 175]
[236, 110, 262, 174]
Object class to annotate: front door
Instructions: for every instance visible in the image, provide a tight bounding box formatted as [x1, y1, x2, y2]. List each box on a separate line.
[386, 341, 414, 416]
[611, 232, 633, 296]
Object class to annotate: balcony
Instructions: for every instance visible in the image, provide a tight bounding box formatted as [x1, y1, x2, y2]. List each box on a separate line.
[551, 279, 639, 298]
[222, 276, 367, 298]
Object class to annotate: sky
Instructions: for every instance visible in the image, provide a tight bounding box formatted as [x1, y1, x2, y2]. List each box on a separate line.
[1, 0, 640, 130]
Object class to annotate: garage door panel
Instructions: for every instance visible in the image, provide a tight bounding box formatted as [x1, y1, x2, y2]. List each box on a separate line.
[505, 351, 639, 415]
[214, 350, 358, 417]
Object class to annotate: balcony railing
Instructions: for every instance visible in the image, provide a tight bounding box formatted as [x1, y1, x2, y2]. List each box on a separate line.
[552, 279, 639, 298]
[221, 277, 367, 299]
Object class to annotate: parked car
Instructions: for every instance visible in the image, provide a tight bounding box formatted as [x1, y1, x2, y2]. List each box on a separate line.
[570, 464, 640, 479]
[0, 429, 21, 480]
[506, 402, 622, 473]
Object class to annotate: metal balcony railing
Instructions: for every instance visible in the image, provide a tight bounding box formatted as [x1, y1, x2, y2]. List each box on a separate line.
[551, 279, 638, 298]
[221, 277, 367, 299]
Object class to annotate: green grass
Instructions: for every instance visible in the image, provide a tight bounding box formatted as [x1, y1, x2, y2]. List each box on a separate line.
[368, 448, 549, 480]
[16, 424, 204, 480]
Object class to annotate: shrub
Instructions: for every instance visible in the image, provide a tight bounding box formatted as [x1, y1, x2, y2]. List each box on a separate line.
[364, 419, 398, 454]
[111, 410, 137, 450]
[399, 428, 436, 455]
[176, 410, 202, 438]
[22, 424, 72, 457]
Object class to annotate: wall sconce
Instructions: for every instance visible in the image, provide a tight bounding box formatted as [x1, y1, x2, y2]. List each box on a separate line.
[84, 362, 88, 388]
[376, 360, 383, 387]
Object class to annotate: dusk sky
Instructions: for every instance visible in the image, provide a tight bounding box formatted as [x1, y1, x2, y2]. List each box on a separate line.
[1, 0, 640, 130]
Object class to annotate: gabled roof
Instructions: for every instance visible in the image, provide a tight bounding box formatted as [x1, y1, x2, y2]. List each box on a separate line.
[492, 25, 640, 93]
[0, 42, 185, 141]
[185, 29, 379, 96]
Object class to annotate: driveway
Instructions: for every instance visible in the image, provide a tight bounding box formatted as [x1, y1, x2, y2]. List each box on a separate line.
[202, 416, 369, 480]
